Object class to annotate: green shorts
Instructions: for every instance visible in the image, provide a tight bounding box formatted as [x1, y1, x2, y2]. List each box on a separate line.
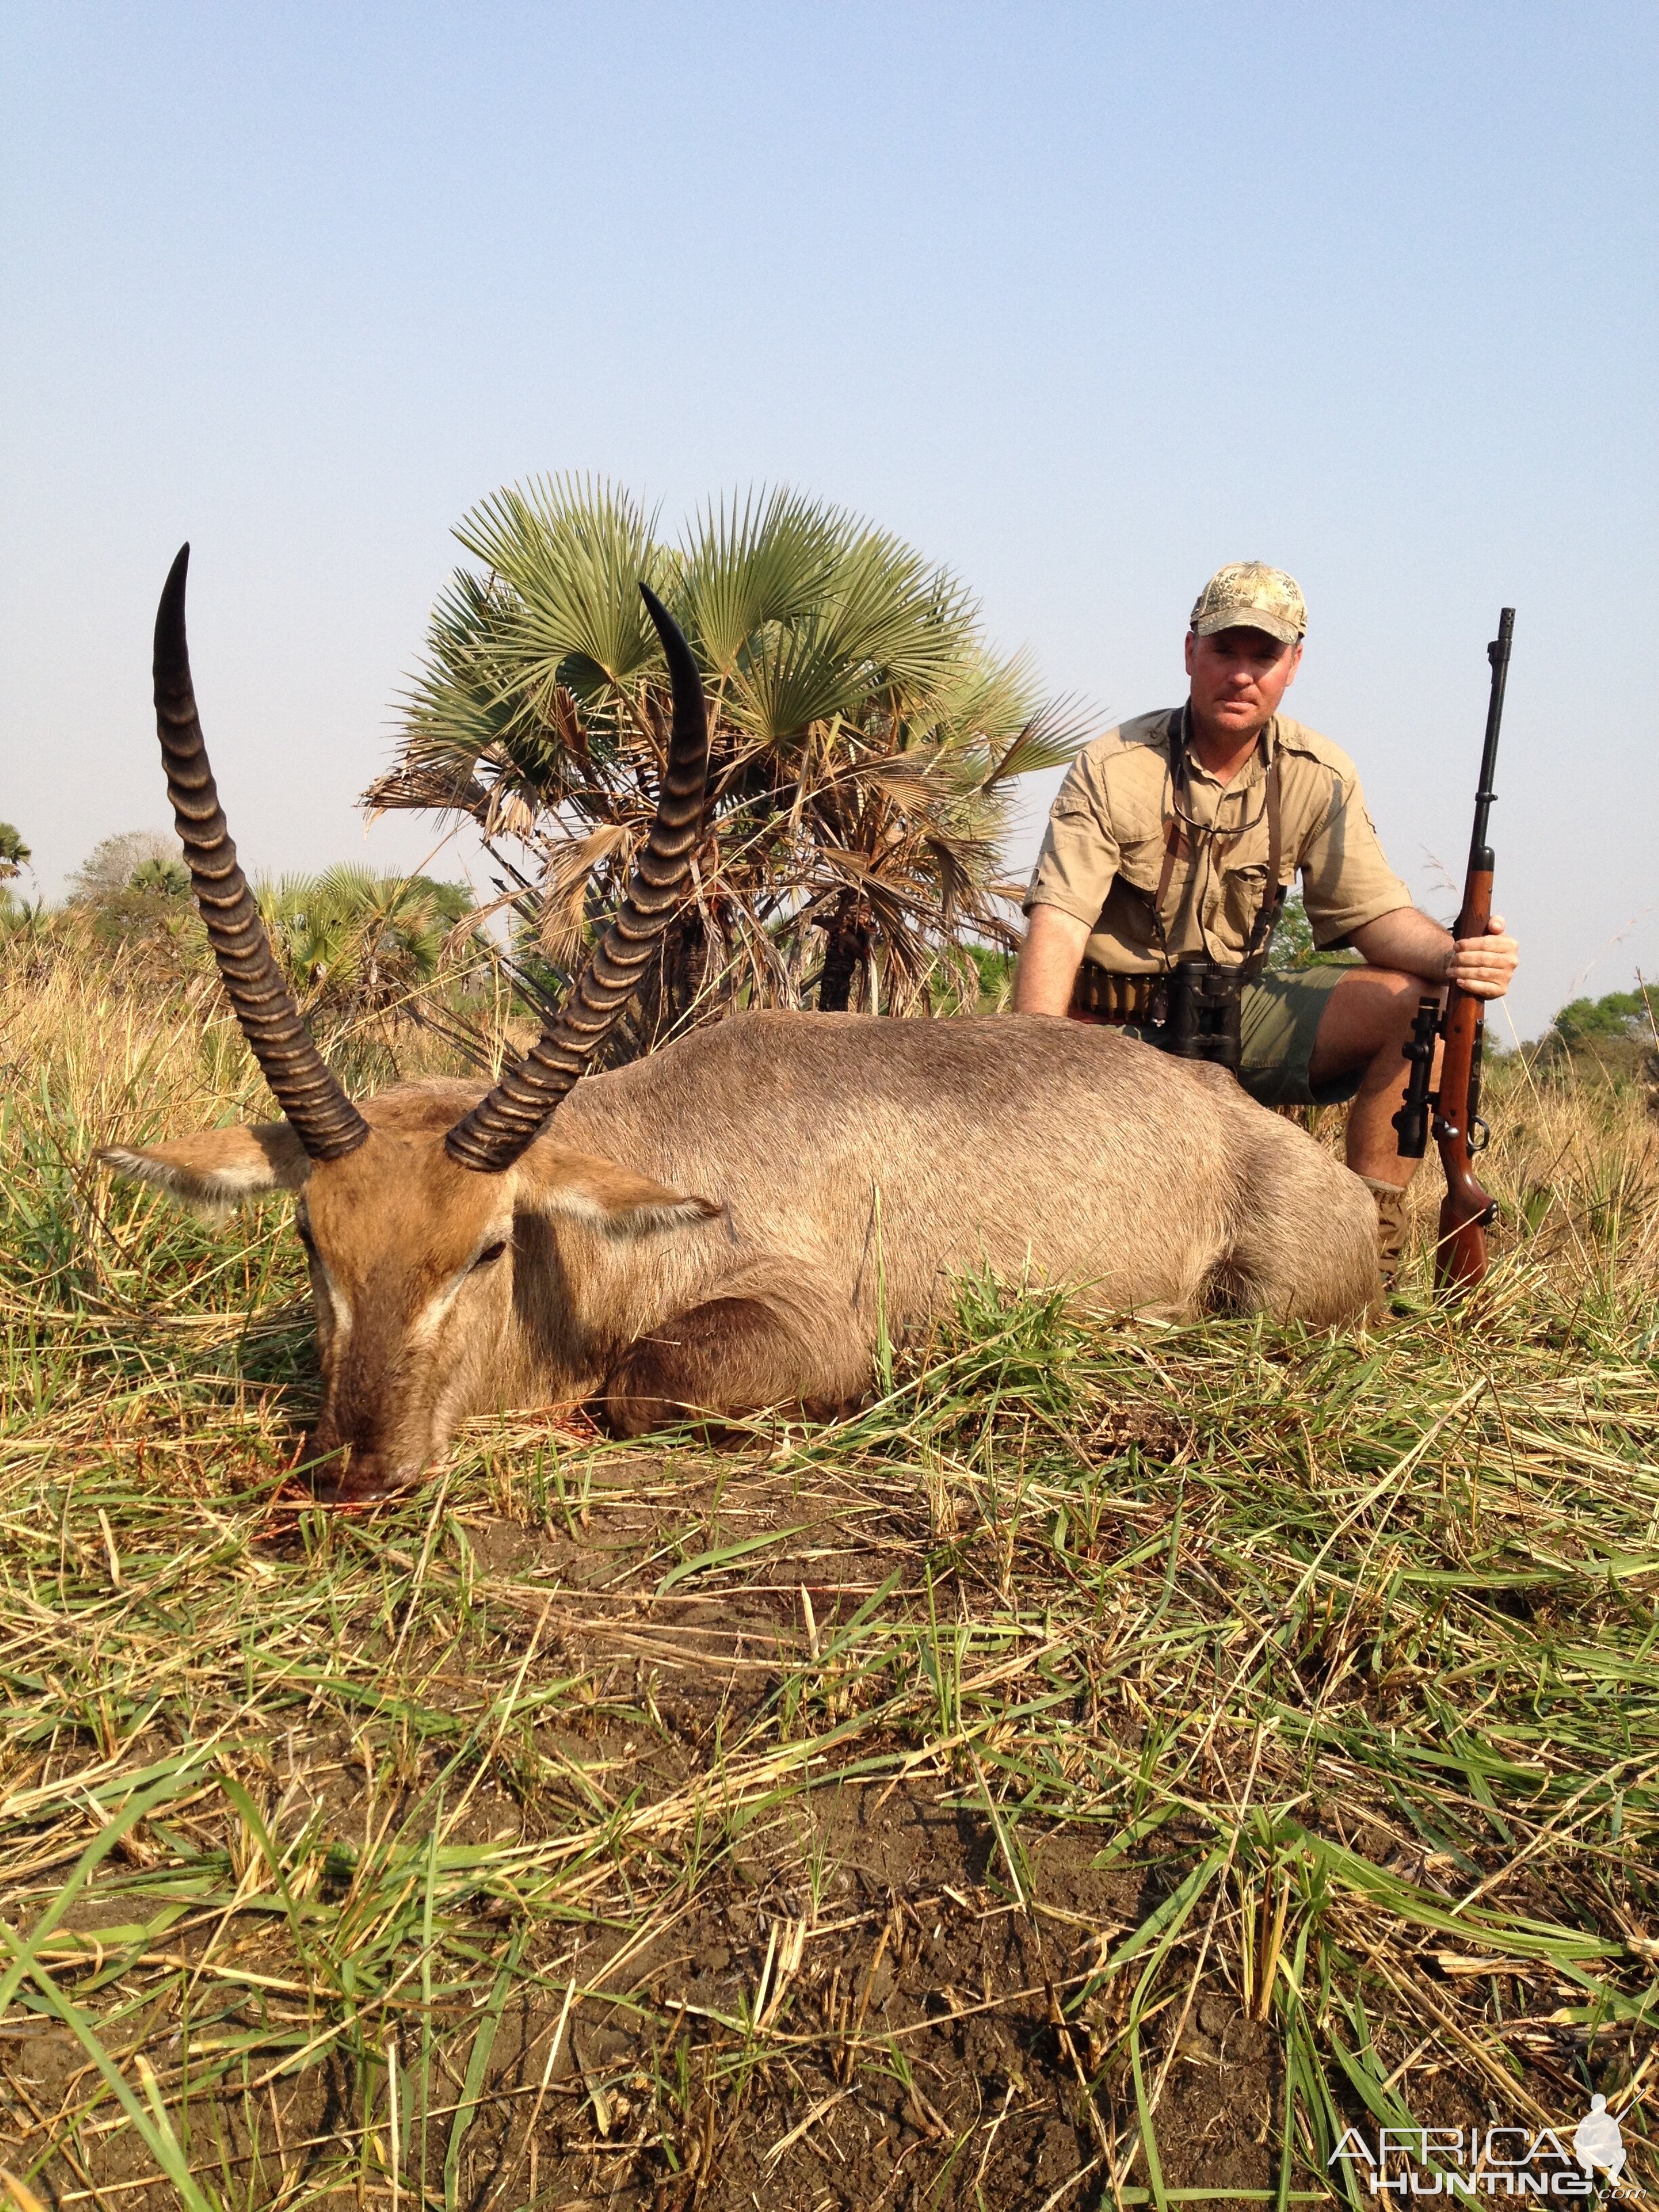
[1082, 965, 1361, 1109]
[1237, 966, 1358, 1109]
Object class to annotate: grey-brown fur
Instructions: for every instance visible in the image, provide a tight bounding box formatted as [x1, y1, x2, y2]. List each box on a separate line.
[102, 1008, 1380, 1489]
[545, 1011, 1382, 1396]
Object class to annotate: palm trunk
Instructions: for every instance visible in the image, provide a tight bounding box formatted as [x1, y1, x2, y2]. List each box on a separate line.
[594, 914, 714, 1069]
[818, 890, 872, 1012]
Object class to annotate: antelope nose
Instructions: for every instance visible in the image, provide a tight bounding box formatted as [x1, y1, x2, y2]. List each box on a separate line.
[305, 1436, 409, 1504]
[327, 1461, 401, 1504]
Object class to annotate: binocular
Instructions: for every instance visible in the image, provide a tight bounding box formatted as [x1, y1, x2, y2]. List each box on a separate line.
[1149, 960, 1248, 1071]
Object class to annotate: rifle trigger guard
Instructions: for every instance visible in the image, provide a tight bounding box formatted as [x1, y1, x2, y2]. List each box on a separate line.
[1469, 1115, 1491, 1155]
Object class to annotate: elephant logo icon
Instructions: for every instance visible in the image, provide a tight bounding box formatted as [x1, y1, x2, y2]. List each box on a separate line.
[1574, 2095, 1626, 2186]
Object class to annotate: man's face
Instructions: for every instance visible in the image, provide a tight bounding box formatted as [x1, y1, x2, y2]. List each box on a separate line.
[1184, 626, 1303, 745]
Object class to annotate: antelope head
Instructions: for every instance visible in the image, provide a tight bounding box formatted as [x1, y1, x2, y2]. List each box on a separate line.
[98, 548, 714, 1499]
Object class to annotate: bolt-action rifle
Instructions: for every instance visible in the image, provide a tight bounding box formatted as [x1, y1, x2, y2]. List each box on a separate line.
[1393, 609, 1515, 1290]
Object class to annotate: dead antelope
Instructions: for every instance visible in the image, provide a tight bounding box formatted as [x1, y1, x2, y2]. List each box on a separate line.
[98, 550, 1382, 1499]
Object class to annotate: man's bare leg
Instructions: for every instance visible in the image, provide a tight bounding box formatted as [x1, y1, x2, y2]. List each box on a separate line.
[1307, 964, 1443, 1186]
[1306, 965, 1444, 1285]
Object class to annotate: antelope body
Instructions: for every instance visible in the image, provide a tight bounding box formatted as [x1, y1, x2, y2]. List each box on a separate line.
[98, 551, 1382, 1499]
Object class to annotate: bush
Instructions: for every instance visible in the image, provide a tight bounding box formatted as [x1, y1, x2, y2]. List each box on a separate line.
[1530, 981, 1658, 1098]
[1265, 888, 1362, 972]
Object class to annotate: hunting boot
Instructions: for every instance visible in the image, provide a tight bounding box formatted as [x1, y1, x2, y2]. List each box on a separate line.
[1360, 1176, 1410, 1290]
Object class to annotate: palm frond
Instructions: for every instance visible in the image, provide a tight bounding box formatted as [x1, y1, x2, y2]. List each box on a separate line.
[455, 476, 670, 693]
[983, 694, 1099, 787]
[724, 613, 887, 747]
[823, 529, 977, 705]
[677, 487, 845, 675]
[533, 823, 633, 968]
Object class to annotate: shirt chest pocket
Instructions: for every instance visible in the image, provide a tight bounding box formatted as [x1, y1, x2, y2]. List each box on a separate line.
[1217, 859, 1282, 950]
[1113, 825, 1178, 903]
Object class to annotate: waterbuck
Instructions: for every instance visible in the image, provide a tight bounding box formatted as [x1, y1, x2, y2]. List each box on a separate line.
[98, 550, 1382, 1499]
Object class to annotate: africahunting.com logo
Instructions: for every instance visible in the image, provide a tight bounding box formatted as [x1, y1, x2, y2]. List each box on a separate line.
[1330, 2098, 1637, 2196]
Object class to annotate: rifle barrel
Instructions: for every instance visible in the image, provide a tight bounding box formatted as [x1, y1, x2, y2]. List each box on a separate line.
[1469, 607, 1513, 870]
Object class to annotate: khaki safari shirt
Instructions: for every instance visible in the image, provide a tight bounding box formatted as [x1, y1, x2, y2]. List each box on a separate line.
[1025, 709, 1412, 975]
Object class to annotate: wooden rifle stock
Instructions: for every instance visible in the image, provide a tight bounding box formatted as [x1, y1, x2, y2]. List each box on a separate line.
[1434, 869, 1496, 1288]
[1395, 609, 1513, 1291]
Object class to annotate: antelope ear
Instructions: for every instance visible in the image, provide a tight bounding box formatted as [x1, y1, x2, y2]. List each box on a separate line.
[517, 1143, 723, 1240]
[96, 1123, 311, 1222]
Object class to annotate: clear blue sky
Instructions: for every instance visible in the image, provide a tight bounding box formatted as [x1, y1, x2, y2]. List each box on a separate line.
[3, 1, 1654, 1036]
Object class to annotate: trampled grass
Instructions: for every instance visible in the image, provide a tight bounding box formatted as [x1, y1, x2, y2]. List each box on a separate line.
[1, 947, 1657, 2209]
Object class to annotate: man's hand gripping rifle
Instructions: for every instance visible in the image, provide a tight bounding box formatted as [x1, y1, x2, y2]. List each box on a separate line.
[1393, 609, 1515, 1290]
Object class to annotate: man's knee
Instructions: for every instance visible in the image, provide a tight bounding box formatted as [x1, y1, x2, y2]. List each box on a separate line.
[1309, 964, 1437, 1088]
[1352, 964, 1431, 1014]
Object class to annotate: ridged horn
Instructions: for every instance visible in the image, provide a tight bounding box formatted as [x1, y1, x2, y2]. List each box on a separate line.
[445, 583, 710, 1175]
[154, 545, 370, 1162]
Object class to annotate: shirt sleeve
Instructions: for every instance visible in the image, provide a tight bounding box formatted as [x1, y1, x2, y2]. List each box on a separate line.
[1023, 752, 1122, 925]
[1298, 761, 1414, 946]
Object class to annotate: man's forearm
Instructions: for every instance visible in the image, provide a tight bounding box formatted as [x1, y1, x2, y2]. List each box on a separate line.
[1012, 905, 1090, 1015]
[1347, 907, 1455, 985]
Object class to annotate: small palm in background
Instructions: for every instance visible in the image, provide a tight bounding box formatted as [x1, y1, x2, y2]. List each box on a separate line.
[127, 857, 190, 897]
[58, 832, 477, 1029]
[365, 479, 1086, 1061]
[253, 867, 498, 1080]
[258, 866, 473, 1020]
[62, 830, 197, 968]
[0, 823, 33, 929]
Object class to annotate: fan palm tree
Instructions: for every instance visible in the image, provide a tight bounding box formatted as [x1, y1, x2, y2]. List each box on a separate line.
[366, 480, 1086, 1059]
[256, 867, 478, 1024]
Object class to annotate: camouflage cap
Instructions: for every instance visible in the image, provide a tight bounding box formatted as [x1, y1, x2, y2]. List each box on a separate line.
[1189, 562, 1307, 646]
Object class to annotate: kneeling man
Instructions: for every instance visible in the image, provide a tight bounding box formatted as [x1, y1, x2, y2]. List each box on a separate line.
[1012, 562, 1519, 1277]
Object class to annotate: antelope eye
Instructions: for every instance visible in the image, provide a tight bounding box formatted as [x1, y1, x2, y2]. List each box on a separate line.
[473, 1240, 508, 1270]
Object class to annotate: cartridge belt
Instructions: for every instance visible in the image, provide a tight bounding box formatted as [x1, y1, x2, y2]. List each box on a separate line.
[1069, 964, 1162, 1025]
